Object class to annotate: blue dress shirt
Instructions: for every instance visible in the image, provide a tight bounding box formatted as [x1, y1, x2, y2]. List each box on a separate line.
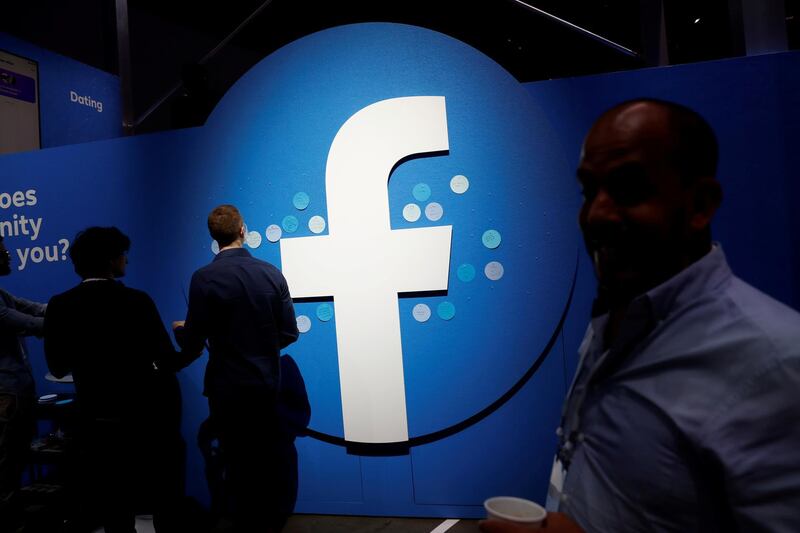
[179, 248, 299, 397]
[557, 245, 800, 532]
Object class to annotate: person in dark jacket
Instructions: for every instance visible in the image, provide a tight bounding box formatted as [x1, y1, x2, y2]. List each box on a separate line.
[44, 227, 184, 533]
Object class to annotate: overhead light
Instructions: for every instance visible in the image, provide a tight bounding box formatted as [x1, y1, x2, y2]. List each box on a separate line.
[693, 18, 702, 24]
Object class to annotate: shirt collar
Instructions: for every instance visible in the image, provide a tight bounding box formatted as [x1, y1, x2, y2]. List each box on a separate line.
[643, 243, 732, 323]
[587, 243, 732, 356]
[213, 247, 251, 261]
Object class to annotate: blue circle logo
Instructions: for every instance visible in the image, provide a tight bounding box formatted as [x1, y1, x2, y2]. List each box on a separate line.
[191, 23, 578, 449]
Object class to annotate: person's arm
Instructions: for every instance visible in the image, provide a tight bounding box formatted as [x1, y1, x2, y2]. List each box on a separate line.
[0, 290, 45, 337]
[8, 293, 46, 318]
[43, 295, 71, 378]
[703, 356, 800, 531]
[173, 273, 209, 368]
[276, 274, 299, 349]
[138, 292, 182, 372]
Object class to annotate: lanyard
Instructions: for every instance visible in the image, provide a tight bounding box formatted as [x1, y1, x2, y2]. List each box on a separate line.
[556, 304, 656, 469]
[556, 340, 612, 469]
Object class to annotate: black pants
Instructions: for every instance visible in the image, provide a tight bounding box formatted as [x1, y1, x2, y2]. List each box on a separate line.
[209, 389, 298, 533]
[0, 391, 35, 533]
[76, 390, 185, 533]
[74, 419, 184, 533]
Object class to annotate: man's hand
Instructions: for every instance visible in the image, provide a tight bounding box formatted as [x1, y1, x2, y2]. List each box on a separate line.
[172, 320, 185, 330]
[479, 513, 584, 532]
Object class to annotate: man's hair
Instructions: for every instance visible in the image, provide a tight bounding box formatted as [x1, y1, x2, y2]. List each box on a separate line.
[69, 226, 130, 279]
[207, 204, 243, 247]
[605, 98, 719, 185]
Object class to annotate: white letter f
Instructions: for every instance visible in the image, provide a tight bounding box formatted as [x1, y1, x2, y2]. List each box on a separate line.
[280, 97, 452, 443]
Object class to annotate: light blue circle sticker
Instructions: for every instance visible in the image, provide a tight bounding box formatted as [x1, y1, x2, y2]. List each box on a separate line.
[450, 174, 470, 194]
[265, 224, 282, 242]
[485, 261, 505, 281]
[211, 240, 219, 255]
[437, 301, 456, 321]
[403, 203, 421, 222]
[282, 215, 299, 233]
[296, 315, 312, 333]
[425, 202, 444, 221]
[482, 229, 502, 249]
[316, 303, 333, 322]
[457, 263, 476, 282]
[293, 192, 310, 210]
[245, 231, 262, 249]
[412, 304, 431, 323]
[413, 183, 432, 202]
[309, 215, 326, 234]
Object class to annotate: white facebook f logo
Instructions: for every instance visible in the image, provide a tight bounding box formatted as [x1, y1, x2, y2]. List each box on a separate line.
[280, 97, 452, 443]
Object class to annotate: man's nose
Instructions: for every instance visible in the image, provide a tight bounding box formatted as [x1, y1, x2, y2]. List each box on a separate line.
[584, 189, 621, 227]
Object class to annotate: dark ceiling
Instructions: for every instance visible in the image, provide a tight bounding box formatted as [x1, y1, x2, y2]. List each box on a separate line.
[1, 0, 796, 134]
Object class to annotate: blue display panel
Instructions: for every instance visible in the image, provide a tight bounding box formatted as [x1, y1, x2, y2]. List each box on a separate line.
[0, 32, 122, 149]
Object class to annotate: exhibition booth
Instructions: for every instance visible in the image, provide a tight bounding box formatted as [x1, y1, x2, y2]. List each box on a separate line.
[0, 22, 797, 519]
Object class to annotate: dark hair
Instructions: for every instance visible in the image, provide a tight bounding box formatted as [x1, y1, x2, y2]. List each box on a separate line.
[207, 204, 243, 247]
[69, 226, 130, 279]
[605, 98, 719, 184]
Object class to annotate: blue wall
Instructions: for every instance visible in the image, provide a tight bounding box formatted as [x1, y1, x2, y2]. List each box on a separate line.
[524, 52, 800, 378]
[0, 24, 797, 519]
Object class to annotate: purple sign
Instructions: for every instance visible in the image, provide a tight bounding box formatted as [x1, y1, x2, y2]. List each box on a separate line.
[0, 67, 36, 103]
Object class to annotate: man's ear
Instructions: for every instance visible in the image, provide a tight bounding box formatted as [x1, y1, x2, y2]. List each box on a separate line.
[689, 177, 722, 231]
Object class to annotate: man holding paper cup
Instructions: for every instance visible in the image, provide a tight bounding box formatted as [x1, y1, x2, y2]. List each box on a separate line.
[482, 99, 800, 532]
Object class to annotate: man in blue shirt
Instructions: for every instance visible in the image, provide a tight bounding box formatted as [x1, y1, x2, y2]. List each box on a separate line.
[482, 99, 800, 532]
[174, 204, 299, 533]
[0, 236, 46, 533]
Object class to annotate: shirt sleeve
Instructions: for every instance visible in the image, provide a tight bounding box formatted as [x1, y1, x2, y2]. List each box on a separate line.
[138, 292, 181, 372]
[702, 356, 800, 531]
[9, 294, 47, 318]
[175, 272, 209, 368]
[276, 274, 299, 350]
[43, 295, 71, 378]
[0, 291, 45, 337]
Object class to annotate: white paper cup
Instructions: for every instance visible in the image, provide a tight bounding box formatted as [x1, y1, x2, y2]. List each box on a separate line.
[484, 496, 547, 529]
